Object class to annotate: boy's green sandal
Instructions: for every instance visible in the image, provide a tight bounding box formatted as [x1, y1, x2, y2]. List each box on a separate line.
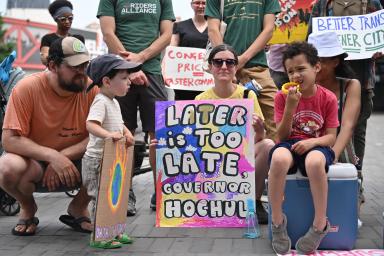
[114, 233, 133, 244]
[90, 240, 122, 249]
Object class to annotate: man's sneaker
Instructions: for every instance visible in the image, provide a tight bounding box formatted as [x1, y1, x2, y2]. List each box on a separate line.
[150, 193, 156, 211]
[127, 190, 136, 216]
[271, 214, 291, 255]
[295, 220, 330, 255]
[256, 200, 268, 224]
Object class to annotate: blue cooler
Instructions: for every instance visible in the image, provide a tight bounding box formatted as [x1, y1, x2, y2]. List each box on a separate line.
[268, 163, 358, 250]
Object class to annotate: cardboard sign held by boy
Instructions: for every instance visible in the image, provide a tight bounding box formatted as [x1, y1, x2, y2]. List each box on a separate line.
[94, 138, 133, 242]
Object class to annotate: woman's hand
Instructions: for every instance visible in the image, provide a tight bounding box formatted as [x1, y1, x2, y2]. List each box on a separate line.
[252, 114, 264, 135]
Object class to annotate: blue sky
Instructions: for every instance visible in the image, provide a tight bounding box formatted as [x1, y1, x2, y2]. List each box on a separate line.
[0, 0, 194, 29]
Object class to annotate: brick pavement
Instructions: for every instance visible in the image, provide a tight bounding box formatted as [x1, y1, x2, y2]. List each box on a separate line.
[0, 114, 383, 255]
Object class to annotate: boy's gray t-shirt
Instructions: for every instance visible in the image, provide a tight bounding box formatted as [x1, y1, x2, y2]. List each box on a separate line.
[85, 93, 124, 158]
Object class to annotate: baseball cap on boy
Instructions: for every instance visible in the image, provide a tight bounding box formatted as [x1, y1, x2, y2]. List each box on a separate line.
[86, 54, 142, 92]
[48, 36, 90, 66]
[308, 31, 348, 59]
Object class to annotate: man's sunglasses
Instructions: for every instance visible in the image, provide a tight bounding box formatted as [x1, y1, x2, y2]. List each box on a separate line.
[57, 16, 74, 23]
[211, 58, 238, 68]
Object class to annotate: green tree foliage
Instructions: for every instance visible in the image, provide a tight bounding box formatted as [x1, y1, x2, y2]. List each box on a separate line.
[0, 15, 14, 61]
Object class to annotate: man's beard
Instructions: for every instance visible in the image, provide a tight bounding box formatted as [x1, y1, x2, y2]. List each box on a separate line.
[57, 73, 87, 93]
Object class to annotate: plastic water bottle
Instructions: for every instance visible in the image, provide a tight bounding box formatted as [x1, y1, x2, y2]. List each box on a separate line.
[243, 198, 261, 239]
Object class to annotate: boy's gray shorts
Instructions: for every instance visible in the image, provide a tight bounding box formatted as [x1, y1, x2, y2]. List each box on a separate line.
[82, 155, 102, 201]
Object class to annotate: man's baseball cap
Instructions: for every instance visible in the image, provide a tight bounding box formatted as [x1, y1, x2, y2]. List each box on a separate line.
[48, 36, 90, 66]
[86, 54, 142, 92]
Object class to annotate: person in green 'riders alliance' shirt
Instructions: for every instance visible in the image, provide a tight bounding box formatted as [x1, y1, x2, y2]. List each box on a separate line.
[97, 0, 175, 216]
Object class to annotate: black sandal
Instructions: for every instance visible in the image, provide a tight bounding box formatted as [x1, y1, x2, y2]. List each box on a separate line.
[11, 216, 39, 236]
[59, 214, 92, 233]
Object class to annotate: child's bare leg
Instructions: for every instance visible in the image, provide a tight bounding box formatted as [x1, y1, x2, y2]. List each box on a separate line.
[305, 150, 328, 230]
[268, 147, 294, 225]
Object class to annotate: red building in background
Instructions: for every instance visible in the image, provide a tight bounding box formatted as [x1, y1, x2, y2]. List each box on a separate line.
[3, 17, 102, 73]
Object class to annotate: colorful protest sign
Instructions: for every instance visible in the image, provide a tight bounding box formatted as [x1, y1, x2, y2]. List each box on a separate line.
[155, 100, 256, 227]
[162, 46, 214, 91]
[269, 0, 313, 44]
[94, 139, 133, 242]
[312, 9, 384, 60]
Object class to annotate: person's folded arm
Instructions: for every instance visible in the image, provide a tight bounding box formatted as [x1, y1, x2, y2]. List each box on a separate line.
[2, 129, 64, 162]
[59, 137, 89, 161]
[138, 19, 174, 63]
[99, 16, 126, 54]
[238, 13, 275, 69]
[170, 33, 180, 46]
[207, 17, 223, 47]
[332, 80, 361, 160]
[2, 129, 82, 186]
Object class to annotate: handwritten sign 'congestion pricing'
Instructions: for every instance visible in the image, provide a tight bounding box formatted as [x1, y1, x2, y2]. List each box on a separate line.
[312, 9, 384, 60]
[161, 46, 214, 91]
[155, 100, 256, 227]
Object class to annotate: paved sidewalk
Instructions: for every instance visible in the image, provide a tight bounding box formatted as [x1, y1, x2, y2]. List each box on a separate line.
[0, 114, 383, 256]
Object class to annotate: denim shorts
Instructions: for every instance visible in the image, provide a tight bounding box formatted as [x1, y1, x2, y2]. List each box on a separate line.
[268, 139, 335, 177]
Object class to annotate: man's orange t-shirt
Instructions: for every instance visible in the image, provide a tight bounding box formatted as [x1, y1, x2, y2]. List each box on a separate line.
[3, 72, 97, 151]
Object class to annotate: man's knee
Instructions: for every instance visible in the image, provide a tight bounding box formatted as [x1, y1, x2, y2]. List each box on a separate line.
[0, 161, 19, 186]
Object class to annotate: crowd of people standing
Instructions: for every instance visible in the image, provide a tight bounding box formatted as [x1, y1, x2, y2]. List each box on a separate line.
[0, 0, 382, 253]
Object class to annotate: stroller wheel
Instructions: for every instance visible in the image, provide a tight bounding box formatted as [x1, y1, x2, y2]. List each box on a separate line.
[0, 192, 20, 216]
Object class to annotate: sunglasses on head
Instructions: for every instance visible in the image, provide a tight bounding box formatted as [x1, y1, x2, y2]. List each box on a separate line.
[211, 58, 238, 68]
[57, 16, 74, 23]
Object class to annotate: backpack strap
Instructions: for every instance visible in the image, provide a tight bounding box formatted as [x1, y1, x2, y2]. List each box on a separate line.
[243, 89, 250, 99]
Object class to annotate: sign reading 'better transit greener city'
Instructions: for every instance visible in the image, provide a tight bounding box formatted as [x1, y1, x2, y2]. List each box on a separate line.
[312, 9, 384, 60]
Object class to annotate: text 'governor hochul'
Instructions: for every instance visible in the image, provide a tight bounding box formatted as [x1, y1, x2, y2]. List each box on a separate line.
[155, 99, 256, 227]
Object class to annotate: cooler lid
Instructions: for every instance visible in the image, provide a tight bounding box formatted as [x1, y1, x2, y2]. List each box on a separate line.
[286, 163, 357, 180]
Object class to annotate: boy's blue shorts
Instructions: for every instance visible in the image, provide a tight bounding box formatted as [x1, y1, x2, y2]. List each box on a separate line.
[268, 139, 335, 177]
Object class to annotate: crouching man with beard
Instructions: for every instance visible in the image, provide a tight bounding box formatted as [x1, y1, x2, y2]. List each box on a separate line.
[0, 36, 98, 236]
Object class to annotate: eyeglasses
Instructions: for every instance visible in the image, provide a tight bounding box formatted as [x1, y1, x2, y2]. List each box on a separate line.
[211, 58, 238, 68]
[57, 16, 74, 23]
[192, 1, 206, 6]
